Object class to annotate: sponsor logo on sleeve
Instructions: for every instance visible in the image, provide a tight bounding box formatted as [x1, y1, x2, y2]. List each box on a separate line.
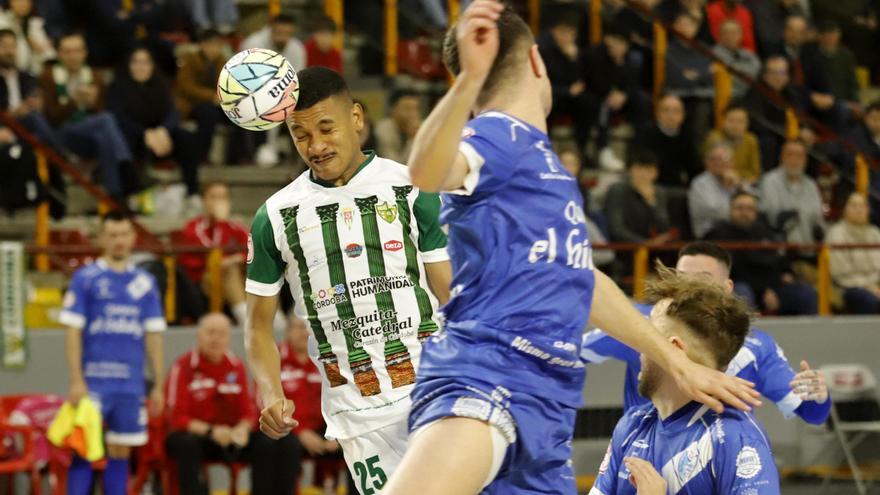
[246, 234, 254, 264]
[735, 446, 762, 479]
[383, 240, 403, 252]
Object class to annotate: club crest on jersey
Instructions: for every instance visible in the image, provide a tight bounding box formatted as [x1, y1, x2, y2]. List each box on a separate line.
[376, 202, 397, 223]
[246, 234, 254, 264]
[735, 446, 762, 479]
[342, 208, 354, 229]
[384, 240, 403, 252]
[345, 243, 363, 258]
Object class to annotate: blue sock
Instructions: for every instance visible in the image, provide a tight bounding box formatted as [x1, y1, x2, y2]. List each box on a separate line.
[67, 456, 93, 495]
[104, 458, 129, 495]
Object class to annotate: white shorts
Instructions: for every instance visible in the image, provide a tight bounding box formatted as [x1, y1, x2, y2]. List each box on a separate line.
[338, 419, 408, 495]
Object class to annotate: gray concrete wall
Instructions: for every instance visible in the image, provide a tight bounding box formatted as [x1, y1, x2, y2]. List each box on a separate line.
[3, 317, 879, 478]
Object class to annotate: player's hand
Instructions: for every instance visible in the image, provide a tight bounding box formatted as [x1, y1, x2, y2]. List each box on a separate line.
[790, 360, 828, 403]
[456, 0, 504, 82]
[259, 397, 298, 439]
[673, 356, 761, 413]
[69, 378, 88, 406]
[148, 386, 164, 417]
[324, 439, 341, 453]
[298, 429, 329, 456]
[212, 424, 233, 447]
[625, 457, 666, 495]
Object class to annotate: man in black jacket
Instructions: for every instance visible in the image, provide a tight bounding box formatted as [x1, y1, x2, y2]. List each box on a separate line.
[705, 190, 818, 315]
[636, 94, 701, 188]
[538, 14, 590, 151]
[847, 101, 880, 224]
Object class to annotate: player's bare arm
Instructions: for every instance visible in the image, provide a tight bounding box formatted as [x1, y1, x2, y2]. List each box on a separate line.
[589, 270, 761, 413]
[65, 326, 86, 404]
[145, 331, 165, 416]
[408, 0, 503, 192]
[424, 261, 452, 305]
[244, 292, 298, 438]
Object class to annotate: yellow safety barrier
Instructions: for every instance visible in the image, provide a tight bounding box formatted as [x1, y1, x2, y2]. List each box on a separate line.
[163, 255, 176, 323]
[785, 107, 799, 139]
[385, 0, 398, 76]
[633, 246, 649, 299]
[448, 0, 461, 24]
[269, 0, 281, 17]
[855, 153, 870, 196]
[590, 0, 603, 45]
[713, 63, 732, 129]
[817, 245, 832, 316]
[652, 22, 667, 106]
[34, 151, 50, 273]
[207, 247, 224, 313]
[324, 0, 344, 51]
[528, 0, 540, 34]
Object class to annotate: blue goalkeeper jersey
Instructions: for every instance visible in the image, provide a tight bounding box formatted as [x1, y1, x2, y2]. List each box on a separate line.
[581, 304, 830, 424]
[59, 259, 166, 395]
[418, 111, 596, 407]
[590, 401, 780, 495]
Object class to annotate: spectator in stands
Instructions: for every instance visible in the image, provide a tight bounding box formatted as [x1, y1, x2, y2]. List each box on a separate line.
[705, 190, 819, 314]
[706, 0, 756, 52]
[305, 15, 342, 74]
[637, 94, 701, 188]
[848, 101, 880, 224]
[711, 19, 761, 97]
[581, 27, 649, 155]
[107, 46, 200, 210]
[375, 89, 421, 164]
[354, 98, 377, 151]
[175, 29, 231, 164]
[177, 182, 249, 326]
[742, 55, 809, 170]
[40, 31, 138, 202]
[604, 150, 675, 244]
[665, 13, 715, 143]
[186, 0, 238, 34]
[689, 142, 741, 237]
[656, 0, 714, 44]
[242, 13, 306, 71]
[814, 20, 860, 116]
[537, 14, 588, 151]
[827, 193, 880, 313]
[759, 139, 825, 244]
[747, 0, 808, 57]
[166, 313, 301, 495]
[704, 104, 761, 182]
[783, 14, 849, 131]
[0, 0, 54, 75]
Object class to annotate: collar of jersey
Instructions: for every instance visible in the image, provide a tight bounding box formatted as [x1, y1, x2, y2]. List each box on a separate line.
[308, 149, 376, 188]
[476, 110, 549, 141]
[96, 258, 135, 273]
[658, 400, 705, 432]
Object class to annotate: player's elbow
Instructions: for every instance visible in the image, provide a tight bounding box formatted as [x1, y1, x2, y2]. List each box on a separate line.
[408, 166, 440, 193]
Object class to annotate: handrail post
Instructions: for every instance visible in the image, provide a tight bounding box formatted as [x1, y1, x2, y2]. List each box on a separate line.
[324, 0, 344, 52]
[652, 22, 667, 107]
[785, 108, 799, 139]
[448, 0, 460, 24]
[528, 0, 540, 34]
[590, 0, 603, 45]
[384, 0, 398, 77]
[163, 254, 176, 323]
[34, 151, 50, 273]
[268, 0, 281, 17]
[855, 153, 870, 195]
[208, 248, 223, 313]
[817, 245, 832, 316]
[713, 63, 732, 129]
[633, 246, 649, 299]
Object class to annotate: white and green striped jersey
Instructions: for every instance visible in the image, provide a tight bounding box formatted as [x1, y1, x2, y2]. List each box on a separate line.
[245, 152, 448, 440]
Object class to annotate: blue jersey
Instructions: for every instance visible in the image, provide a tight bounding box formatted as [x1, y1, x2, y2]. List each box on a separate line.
[581, 304, 830, 424]
[590, 401, 780, 495]
[418, 111, 596, 407]
[59, 259, 165, 395]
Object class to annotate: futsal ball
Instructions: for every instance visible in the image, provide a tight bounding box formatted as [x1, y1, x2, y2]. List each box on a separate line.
[217, 48, 299, 131]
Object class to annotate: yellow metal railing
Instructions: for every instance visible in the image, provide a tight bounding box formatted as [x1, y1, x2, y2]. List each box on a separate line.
[34, 151, 50, 273]
[385, 0, 399, 76]
[855, 153, 870, 195]
[652, 21, 667, 106]
[324, 0, 344, 51]
[713, 63, 732, 129]
[590, 0, 603, 45]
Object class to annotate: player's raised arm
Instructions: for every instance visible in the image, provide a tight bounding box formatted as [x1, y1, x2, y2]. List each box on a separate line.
[589, 270, 761, 413]
[408, 0, 504, 192]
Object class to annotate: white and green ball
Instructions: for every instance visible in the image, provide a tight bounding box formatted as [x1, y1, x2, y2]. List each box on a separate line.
[216, 48, 299, 131]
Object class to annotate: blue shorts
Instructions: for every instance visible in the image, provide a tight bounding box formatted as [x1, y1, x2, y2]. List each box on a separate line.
[89, 391, 147, 446]
[408, 376, 577, 494]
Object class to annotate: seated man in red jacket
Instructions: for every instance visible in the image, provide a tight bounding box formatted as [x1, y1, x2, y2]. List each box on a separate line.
[165, 313, 301, 495]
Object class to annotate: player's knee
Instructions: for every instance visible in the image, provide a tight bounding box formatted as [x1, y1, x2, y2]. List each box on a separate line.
[106, 444, 131, 459]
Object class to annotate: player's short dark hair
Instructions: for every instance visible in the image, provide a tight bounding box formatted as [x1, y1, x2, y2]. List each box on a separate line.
[677, 241, 732, 271]
[643, 264, 751, 368]
[271, 13, 297, 26]
[295, 66, 350, 111]
[626, 149, 658, 169]
[442, 3, 534, 107]
[0, 28, 16, 42]
[100, 210, 133, 226]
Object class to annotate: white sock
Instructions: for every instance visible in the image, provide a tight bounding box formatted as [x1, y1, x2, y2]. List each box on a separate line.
[232, 302, 247, 326]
